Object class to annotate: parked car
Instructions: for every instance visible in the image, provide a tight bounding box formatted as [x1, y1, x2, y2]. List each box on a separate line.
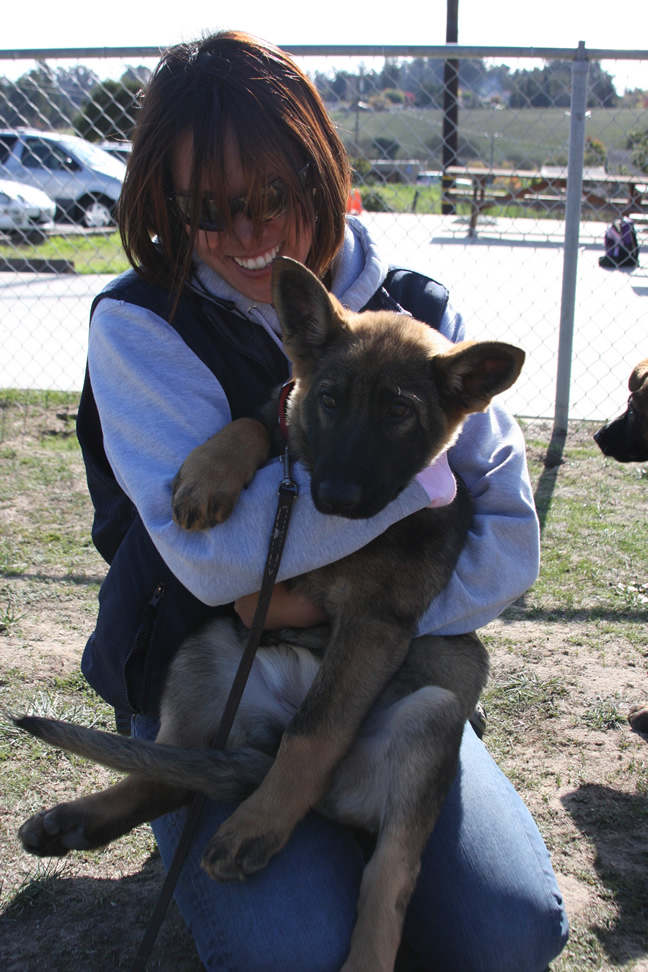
[0, 128, 126, 228]
[98, 140, 132, 164]
[0, 177, 56, 239]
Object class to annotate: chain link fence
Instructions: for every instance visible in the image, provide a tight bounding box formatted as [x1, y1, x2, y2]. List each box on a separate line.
[0, 44, 647, 427]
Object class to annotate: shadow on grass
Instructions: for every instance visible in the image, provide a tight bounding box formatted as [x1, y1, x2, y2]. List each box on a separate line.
[561, 784, 648, 964]
[0, 570, 105, 587]
[533, 427, 568, 535]
[501, 605, 648, 625]
[1, 850, 201, 972]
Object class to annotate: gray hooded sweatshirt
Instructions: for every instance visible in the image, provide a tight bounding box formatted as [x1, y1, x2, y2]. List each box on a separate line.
[87, 217, 540, 635]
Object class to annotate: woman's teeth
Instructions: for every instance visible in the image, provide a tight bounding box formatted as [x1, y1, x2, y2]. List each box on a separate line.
[233, 244, 280, 270]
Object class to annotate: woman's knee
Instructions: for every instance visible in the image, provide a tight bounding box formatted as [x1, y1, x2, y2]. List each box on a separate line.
[152, 805, 364, 972]
[403, 725, 569, 970]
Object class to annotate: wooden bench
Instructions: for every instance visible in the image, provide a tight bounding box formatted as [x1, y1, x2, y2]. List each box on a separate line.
[444, 165, 648, 235]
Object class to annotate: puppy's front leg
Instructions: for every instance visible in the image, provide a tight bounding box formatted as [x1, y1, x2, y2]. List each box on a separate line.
[201, 610, 413, 881]
[172, 417, 271, 530]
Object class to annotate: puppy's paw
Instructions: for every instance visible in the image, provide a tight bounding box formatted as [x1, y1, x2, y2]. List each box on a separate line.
[629, 703, 648, 734]
[201, 824, 284, 881]
[18, 805, 91, 857]
[172, 419, 271, 531]
[172, 468, 238, 531]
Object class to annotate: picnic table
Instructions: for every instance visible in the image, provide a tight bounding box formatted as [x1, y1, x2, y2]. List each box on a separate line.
[444, 165, 648, 236]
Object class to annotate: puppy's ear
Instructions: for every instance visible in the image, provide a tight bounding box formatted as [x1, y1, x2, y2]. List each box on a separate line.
[433, 340, 525, 415]
[628, 359, 648, 394]
[272, 257, 346, 374]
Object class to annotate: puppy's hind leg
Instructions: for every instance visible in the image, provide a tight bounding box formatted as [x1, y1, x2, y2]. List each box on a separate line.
[331, 686, 468, 972]
[16, 677, 218, 860]
[18, 776, 191, 858]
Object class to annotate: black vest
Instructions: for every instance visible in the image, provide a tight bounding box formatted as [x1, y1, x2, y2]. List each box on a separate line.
[77, 267, 449, 716]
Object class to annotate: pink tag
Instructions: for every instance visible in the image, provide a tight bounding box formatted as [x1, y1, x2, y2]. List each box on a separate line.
[415, 451, 457, 508]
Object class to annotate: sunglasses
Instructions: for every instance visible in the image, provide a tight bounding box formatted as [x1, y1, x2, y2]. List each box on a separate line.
[174, 164, 310, 233]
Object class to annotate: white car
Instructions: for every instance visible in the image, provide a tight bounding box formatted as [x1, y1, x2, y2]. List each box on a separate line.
[99, 140, 132, 164]
[0, 177, 56, 236]
[0, 128, 126, 228]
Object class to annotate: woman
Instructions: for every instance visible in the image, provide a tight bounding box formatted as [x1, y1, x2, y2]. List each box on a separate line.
[77, 30, 568, 971]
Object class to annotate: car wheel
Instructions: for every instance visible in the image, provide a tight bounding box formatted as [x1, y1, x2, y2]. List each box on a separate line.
[80, 197, 114, 229]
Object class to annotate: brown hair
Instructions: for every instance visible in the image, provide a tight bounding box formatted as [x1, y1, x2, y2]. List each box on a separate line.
[119, 31, 351, 304]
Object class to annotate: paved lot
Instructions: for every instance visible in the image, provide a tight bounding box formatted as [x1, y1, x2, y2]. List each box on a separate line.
[0, 272, 114, 394]
[363, 213, 648, 422]
[1, 215, 647, 421]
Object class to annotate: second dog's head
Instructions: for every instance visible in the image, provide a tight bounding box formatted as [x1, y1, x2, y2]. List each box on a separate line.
[594, 359, 648, 463]
[272, 257, 525, 518]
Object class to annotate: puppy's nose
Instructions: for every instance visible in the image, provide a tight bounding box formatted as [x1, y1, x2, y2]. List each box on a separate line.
[316, 479, 363, 513]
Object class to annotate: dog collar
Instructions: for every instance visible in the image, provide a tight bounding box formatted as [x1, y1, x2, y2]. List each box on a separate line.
[278, 379, 295, 442]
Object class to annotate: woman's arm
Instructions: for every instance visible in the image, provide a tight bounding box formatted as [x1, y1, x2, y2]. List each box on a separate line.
[416, 400, 540, 636]
[88, 299, 430, 608]
[413, 299, 539, 635]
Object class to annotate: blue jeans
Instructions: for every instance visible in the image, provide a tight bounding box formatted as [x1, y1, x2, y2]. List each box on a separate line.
[133, 716, 568, 971]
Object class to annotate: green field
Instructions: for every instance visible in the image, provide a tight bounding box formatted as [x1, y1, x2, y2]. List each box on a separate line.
[0, 105, 645, 272]
[333, 105, 648, 170]
[0, 231, 129, 275]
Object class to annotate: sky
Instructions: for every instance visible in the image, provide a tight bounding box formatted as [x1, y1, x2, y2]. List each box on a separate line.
[3, 1, 647, 90]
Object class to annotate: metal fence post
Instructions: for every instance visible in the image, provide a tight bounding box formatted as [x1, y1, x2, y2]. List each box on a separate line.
[441, 0, 459, 215]
[552, 41, 590, 434]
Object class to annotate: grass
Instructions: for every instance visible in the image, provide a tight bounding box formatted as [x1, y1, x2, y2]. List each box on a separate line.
[0, 394, 204, 970]
[487, 670, 569, 719]
[582, 697, 627, 731]
[334, 105, 648, 171]
[0, 593, 22, 633]
[362, 179, 564, 221]
[2, 860, 68, 921]
[482, 420, 648, 970]
[0, 230, 129, 275]
[0, 404, 647, 970]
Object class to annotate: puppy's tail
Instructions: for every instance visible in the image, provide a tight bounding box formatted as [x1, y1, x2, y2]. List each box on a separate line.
[13, 715, 273, 800]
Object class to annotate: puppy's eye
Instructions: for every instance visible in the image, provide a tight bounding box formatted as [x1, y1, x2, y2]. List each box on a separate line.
[320, 392, 337, 411]
[387, 401, 412, 420]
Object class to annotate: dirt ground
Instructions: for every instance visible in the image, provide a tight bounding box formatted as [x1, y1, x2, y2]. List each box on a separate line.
[0, 403, 647, 970]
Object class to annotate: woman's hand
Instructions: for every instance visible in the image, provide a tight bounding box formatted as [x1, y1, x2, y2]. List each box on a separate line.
[235, 582, 328, 630]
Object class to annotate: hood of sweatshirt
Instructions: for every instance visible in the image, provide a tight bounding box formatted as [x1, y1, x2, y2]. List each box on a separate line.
[189, 216, 390, 342]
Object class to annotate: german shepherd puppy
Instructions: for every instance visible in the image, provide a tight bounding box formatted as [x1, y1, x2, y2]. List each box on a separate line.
[16, 259, 525, 971]
[595, 359, 648, 735]
[594, 359, 648, 464]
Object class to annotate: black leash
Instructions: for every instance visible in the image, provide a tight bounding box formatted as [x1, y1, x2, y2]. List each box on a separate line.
[130, 448, 298, 972]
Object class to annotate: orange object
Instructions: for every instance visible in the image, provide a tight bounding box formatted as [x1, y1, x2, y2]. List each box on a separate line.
[346, 189, 363, 214]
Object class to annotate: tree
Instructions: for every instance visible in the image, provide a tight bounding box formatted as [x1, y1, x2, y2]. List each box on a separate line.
[73, 77, 140, 142]
[509, 62, 571, 108]
[628, 129, 648, 173]
[379, 59, 402, 92]
[414, 81, 444, 108]
[509, 60, 618, 109]
[371, 136, 401, 160]
[0, 63, 82, 129]
[621, 88, 648, 108]
[584, 137, 606, 166]
[587, 62, 618, 108]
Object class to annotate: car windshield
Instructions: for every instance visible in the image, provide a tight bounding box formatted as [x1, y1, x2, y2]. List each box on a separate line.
[58, 137, 126, 179]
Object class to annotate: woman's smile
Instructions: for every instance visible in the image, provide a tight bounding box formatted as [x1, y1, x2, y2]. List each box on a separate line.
[232, 241, 282, 272]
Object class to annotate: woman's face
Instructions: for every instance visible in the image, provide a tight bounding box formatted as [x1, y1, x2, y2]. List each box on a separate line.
[172, 133, 314, 305]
